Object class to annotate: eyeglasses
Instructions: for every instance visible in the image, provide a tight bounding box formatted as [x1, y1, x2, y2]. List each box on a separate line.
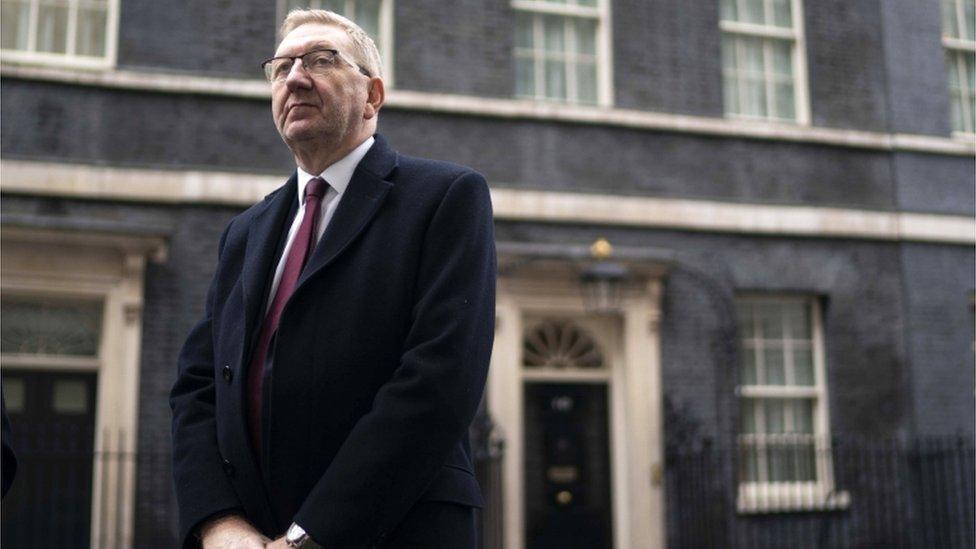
[261, 48, 371, 83]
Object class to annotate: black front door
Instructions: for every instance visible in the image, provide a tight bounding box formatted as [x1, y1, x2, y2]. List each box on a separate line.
[1, 369, 97, 549]
[524, 382, 613, 549]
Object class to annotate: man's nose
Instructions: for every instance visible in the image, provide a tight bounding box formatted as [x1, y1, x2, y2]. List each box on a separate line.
[285, 60, 312, 90]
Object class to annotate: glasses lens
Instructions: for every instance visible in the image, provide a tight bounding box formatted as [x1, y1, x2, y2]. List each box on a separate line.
[265, 58, 293, 81]
[303, 50, 337, 75]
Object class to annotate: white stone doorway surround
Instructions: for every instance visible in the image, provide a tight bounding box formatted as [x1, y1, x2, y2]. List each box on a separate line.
[489, 243, 669, 549]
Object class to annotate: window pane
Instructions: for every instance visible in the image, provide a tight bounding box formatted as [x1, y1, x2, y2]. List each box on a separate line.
[770, 40, 792, 77]
[943, 0, 960, 39]
[516, 56, 535, 97]
[740, 399, 757, 433]
[741, 346, 758, 384]
[320, 0, 343, 12]
[741, 36, 764, 74]
[774, 81, 796, 119]
[771, 0, 792, 27]
[575, 0, 597, 6]
[758, 302, 783, 339]
[285, 0, 307, 12]
[737, 301, 754, 338]
[722, 34, 738, 71]
[1, 297, 103, 356]
[743, 78, 766, 116]
[792, 399, 814, 433]
[965, 0, 976, 40]
[516, 13, 534, 49]
[763, 346, 785, 385]
[545, 59, 567, 99]
[739, 443, 760, 482]
[576, 61, 597, 104]
[76, 6, 107, 57]
[52, 379, 88, 414]
[741, 0, 765, 24]
[720, 0, 737, 21]
[793, 346, 814, 385]
[37, 1, 70, 54]
[1, 0, 30, 50]
[724, 74, 741, 116]
[4, 379, 25, 413]
[575, 18, 596, 55]
[353, 0, 380, 40]
[543, 15, 565, 53]
[783, 300, 810, 339]
[764, 399, 786, 432]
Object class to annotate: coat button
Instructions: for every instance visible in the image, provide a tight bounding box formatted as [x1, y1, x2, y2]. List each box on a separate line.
[222, 365, 233, 383]
[222, 459, 236, 479]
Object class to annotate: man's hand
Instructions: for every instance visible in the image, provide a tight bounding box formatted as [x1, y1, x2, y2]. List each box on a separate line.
[264, 536, 290, 548]
[200, 514, 269, 549]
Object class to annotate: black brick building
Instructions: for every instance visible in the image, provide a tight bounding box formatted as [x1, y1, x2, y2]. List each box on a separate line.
[1, 0, 973, 547]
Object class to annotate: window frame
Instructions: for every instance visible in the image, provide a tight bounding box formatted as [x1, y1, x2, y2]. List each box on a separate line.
[276, 0, 395, 87]
[719, 0, 811, 125]
[511, 0, 614, 107]
[0, 0, 120, 70]
[941, 0, 976, 137]
[734, 294, 848, 512]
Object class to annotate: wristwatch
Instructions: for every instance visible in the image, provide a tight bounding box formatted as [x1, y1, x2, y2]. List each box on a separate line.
[285, 523, 323, 548]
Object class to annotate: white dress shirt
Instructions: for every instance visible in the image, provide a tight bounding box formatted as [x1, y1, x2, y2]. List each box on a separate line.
[265, 136, 375, 312]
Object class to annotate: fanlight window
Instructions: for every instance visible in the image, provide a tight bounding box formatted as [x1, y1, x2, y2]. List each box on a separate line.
[522, 319, 605, 369]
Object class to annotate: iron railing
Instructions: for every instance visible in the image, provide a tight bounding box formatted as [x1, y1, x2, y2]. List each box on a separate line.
[666, 435, 975, 549]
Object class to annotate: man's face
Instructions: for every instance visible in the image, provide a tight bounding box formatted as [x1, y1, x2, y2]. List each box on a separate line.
[270, 23, 370, 146]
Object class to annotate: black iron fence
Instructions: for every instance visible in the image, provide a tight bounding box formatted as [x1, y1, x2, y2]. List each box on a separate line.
[2, 425, 504, 549]
[666, 435, 975, 549]
[6, 429, 972, 548]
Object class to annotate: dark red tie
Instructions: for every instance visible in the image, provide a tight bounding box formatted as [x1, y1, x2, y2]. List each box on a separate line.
[247, 177, 329, 460]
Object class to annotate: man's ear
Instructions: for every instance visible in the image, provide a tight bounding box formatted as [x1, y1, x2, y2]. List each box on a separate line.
[364, 76, 385, 120]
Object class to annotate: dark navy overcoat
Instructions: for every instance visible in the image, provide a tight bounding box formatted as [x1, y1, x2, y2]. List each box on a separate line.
[170, 134, 496, 548]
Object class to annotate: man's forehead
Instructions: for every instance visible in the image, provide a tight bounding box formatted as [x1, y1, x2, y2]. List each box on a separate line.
[276, 23, 351, 55]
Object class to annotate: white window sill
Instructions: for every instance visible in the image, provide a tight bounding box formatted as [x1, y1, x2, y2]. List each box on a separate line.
[1, 50, 114, 71]
[737, 484, 851, 514]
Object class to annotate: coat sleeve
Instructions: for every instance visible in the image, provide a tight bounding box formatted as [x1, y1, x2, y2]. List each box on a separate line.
[293, 170, 496, 547]
[170, 223, 245, 548]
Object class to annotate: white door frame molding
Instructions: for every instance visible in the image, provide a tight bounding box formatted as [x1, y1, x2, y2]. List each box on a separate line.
[1, 225, 167, 549]
[491, 260, 666, 549]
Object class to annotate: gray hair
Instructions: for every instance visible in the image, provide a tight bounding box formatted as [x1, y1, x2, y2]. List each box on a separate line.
[279, 9, 382, 78]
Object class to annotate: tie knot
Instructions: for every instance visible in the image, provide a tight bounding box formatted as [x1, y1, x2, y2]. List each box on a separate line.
[305, 177, 328, 200]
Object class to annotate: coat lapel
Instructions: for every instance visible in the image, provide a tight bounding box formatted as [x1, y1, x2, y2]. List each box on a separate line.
[293, 135, 397, 293]
[240, 174, 298, 358]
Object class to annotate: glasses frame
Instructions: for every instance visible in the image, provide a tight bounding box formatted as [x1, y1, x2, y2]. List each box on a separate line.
[261, 47, 371, 82]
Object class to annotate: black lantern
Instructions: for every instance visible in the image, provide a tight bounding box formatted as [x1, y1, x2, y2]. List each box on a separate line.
[580, 238, 630, 313]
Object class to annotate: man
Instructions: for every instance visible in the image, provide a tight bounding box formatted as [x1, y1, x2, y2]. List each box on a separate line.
[170, 9, 495, 548]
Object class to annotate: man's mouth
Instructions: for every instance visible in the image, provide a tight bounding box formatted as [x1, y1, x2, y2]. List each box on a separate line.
[287, 103, 317, 114]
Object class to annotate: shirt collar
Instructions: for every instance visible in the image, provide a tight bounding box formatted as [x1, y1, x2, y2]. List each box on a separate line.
[295, 135, 375, 205]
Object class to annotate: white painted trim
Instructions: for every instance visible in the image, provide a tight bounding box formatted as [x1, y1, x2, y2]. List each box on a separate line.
[598, 0, 613, 108]
[2, 159, 973, 244]
[1, 229, 164, 549]
[2, 63, 973, 155]
[492, 284, 660, 549]
[0, 0, 119, 69]
[511, 0, 600, 19]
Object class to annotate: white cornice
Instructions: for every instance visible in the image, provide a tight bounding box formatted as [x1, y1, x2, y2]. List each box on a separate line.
[1, 159, 973, 245]
[2, 63, 974, 156]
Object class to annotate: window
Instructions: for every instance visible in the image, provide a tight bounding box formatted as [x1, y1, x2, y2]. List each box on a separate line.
[735, 296, 846, 511]
[513, 0, 609, 106]
[720, 0, 809, 123]
[0, 0, 118, 67]
[941, 0, 976, 135]
[280, 0, 393, 84]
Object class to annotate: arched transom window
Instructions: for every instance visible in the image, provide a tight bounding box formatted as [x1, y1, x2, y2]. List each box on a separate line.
[522, 319, 605, 370]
